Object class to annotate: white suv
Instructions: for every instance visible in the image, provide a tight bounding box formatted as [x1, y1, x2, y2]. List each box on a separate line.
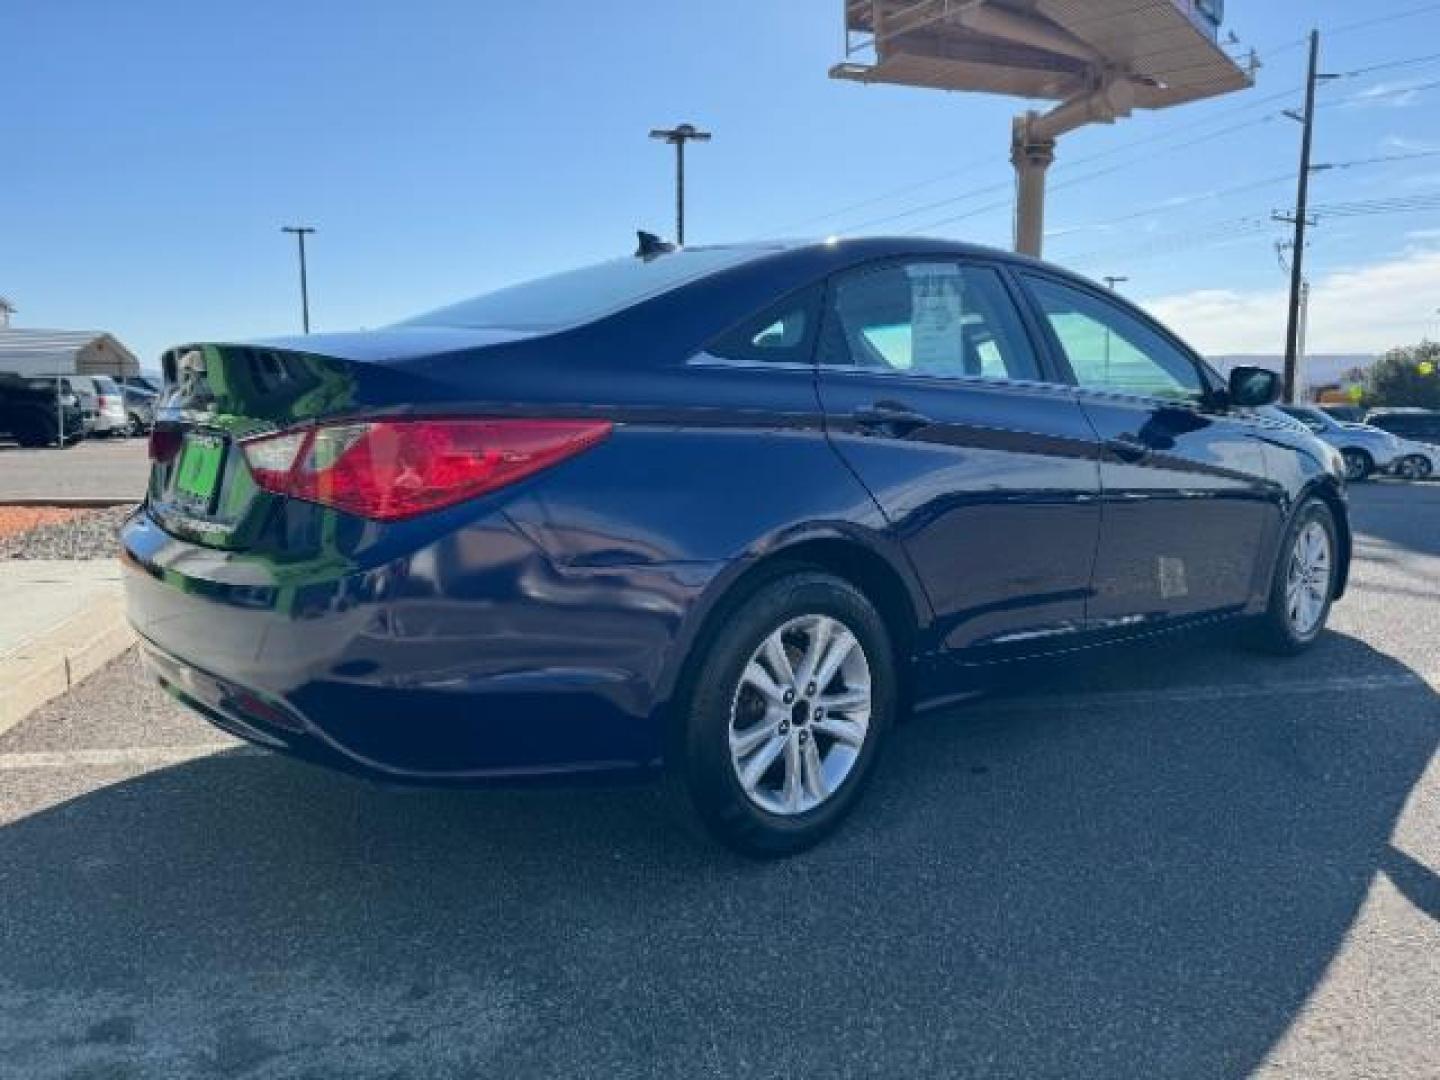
[1276, 405, 1403, 482]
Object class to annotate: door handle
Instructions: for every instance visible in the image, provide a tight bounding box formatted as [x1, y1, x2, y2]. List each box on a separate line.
[1104, 434, 1152, 463]
[851, 401, 932, 436]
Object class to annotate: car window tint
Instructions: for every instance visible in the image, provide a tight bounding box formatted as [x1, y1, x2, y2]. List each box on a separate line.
[1026, 277, 1203, 402]
[820, 262, 1039, 382]
[752, 309, 807, 350]
[707, 286, 820, 364]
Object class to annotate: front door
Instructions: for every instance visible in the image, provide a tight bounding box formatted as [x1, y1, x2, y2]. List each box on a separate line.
[1017, 272, 1278, 628]
[815, 258, 1102, 659]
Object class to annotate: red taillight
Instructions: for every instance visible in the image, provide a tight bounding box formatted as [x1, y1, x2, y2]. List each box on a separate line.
[149, 426, 183, 463]
[239, 418, 612, 521]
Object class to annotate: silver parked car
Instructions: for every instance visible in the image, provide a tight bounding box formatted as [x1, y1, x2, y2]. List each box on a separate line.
[121, 385, 157, 436]
[1275, 405, 1403, 482]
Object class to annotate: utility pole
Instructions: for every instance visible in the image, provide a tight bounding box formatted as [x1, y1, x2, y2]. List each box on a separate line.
[1280, 31, 1337, 404]
[1103, 275, 1128, 291]
[281, 225, 316, 333]
[648, 124, 711, 246]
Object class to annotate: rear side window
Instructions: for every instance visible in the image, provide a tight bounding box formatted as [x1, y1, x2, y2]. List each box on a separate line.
[1025, 276, 1204, 403]
[819, 262, 1040, 382]
[707, 286, 822, 364]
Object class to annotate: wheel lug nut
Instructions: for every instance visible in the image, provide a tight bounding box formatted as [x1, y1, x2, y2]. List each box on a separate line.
[806, 683, 817, 696]
[783, 689, 795, 704]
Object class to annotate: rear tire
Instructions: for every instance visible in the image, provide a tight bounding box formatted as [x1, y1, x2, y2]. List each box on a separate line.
[1398, 454, 1431, 481]
[1341, 449, 1373, 482]
[1245, 498, 1338, 655]
[669, 571, 896, 857]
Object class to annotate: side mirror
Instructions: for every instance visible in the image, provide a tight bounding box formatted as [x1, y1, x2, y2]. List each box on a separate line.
[1228, 366, 1281, 409]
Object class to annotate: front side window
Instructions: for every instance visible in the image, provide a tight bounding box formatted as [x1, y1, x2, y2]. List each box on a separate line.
[819, 262, 1040, 382]
[1025, 276, 1204, 403]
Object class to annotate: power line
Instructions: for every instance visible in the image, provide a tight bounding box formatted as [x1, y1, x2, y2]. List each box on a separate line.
[1336, 49, 1440, 78]
[1319, 74, 1440, 109]
[1256, 3, 1440, 60]
[1324, 1, 1440, 39]
[771, 82, 1302, 237]
[782, 17, 1440, 240]
[1321, 148, 1440, 170]
[1065, 191, 1440, 269]
[906, 112, 1285, 236]
[1046, 172, 1295, 241]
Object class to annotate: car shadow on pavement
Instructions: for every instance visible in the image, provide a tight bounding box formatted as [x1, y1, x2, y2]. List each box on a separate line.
[1, 631, 1437, 1078]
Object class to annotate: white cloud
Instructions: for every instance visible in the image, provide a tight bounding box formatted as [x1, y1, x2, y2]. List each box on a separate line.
[1140, 247, 1440, 355]
[1383, 135, 1440, 153]
[1345, 82, 1425, 109]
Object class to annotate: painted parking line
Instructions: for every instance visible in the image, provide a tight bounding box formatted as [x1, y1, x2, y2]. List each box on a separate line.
[964, 671, 1436, 718]
[0, 742, 254, 772]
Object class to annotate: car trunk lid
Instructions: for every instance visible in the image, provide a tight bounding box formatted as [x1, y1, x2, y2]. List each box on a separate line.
[147, 329, 535, 549]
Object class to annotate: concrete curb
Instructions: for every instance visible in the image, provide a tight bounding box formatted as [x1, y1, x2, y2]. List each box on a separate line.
[0, 592, 135, 739]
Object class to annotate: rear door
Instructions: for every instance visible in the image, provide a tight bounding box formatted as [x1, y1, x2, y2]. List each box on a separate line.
[815, 257, 1101, 657]
[1016, 272, 1278, 627]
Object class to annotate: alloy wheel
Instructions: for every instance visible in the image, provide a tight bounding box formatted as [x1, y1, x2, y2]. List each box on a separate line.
[728, 614, 871, 816]
[1286, 520, 1331, 638]
[1341, 451, 1368, 482]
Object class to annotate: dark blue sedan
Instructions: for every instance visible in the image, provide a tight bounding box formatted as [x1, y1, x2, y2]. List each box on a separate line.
[122, 237, 1349, 854]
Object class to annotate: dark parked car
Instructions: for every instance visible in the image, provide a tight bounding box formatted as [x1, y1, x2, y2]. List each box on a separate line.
[0, 373, 86, 446]
[123, 238, 1350, 854]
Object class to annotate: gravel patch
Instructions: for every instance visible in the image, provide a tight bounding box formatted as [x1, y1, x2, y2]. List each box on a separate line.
[0, 504, 136, 560]
[0, 507, 88, 540]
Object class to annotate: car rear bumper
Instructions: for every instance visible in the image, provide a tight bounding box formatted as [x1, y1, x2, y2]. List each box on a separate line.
[121, 505, 721, 784]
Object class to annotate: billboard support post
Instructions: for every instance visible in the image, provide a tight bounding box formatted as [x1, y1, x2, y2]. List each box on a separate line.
[831, 1, 1253, 260]
[1011, 123, 1054, 258]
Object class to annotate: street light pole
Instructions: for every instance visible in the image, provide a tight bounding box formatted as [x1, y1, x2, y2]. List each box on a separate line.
[648, 124, 711, 246]
[281, 225, 316, 334]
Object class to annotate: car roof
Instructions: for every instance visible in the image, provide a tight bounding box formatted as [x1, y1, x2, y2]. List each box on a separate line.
[702, 235, 1058, 273]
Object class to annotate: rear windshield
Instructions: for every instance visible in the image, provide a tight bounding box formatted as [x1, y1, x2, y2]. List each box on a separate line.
[400, 247, 771, 332]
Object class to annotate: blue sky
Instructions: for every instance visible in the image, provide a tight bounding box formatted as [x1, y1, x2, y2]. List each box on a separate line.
[4, 0, 1440, 367]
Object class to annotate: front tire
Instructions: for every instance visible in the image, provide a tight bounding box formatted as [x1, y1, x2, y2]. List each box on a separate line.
[1246, 498, 1339, 655]
[670, 571, 896, 857]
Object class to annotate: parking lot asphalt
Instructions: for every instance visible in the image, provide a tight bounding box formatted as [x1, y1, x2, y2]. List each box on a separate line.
[0, 437, 149, 500]
[1, 484, 1437, 1079]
